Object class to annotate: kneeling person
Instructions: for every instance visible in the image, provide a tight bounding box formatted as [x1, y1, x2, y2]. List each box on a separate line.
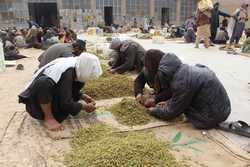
[135, 49, 231, 130]
[108, 39, 145, 74]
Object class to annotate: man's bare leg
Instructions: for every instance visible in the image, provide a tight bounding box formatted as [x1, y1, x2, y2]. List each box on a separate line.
[204, 37, 209, 48]
[40, 103, 63, 131]
[195, 36, 200, 48]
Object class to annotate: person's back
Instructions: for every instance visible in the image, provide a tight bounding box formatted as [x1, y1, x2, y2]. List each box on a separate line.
[176, 64, 231, 128]
[155, 54, 231, 129]
[38, 43, 73, 68]
[121, 40, 145, 58]
[109, 39, 145, 74]
[117, 40, 145, 73]
[15, 35, 26, 48]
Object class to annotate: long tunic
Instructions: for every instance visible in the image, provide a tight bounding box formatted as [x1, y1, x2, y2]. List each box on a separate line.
[150, 54, 231, 130]
[18, 68, 84, 122]
[111, 40, 145, 74]
[210, 9, 230, 41]
[228, 8, 248, 41]
[38, 43, 73, 68]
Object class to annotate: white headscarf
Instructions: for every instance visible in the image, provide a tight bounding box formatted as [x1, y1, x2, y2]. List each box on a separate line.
[75, 52, 103, 82]
[25, 53, 102, 89]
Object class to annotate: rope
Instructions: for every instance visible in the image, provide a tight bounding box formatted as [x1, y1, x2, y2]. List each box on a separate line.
[0, 111, 18, 144]
[206, 130, 250, 163]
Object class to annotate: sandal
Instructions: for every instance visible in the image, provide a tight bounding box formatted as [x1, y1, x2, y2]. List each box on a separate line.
[219, 121, 250, 138]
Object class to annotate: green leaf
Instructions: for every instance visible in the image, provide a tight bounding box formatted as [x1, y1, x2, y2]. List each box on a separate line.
[171, 132, 182, 144]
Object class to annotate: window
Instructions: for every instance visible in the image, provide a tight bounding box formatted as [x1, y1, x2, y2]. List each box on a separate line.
[180, 0, 197, 22]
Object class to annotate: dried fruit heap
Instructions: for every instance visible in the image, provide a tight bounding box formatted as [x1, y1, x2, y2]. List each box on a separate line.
[84, 65, 134, 100]
[64, 124, 181, 167]
[109, 98, 151, 126]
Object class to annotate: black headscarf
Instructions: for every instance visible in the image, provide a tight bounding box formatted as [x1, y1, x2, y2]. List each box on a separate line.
[144, 49, 165, 92]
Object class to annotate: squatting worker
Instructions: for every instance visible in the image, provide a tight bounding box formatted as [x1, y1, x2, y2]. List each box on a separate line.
[19, 53, 102, 131]
[38, 39, 86, 68]
[108, 38, 145, 74]
[135, 49, 231, 130]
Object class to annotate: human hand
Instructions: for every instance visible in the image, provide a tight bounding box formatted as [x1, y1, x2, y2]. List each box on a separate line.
[108, 68, 116, 74]
[84, 103, 96, 113]
[144, 98, 156, 108]
[136, 94, 144, 104]
[82, 94, 96, 105]
[81, 101, 96, 113]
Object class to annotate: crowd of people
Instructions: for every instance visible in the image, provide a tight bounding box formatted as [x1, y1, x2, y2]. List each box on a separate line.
[16, 35, 231, 131]
[0, 1, 238, 132]
[0, 21, 78, 60]
[184, 1, 249, 49]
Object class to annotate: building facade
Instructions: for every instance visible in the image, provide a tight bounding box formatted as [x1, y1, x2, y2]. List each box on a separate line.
[0, 0, 197, 28]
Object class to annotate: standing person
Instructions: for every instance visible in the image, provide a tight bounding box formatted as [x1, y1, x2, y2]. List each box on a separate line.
[195, 0, 213, 48]
[210, 2, 231, 43]
[149, 17, 154, 29]
[133, 18, 138, 28]
[38, 40, 86, 68]
[18, 54, 103, 131]
[122, 16, 127, 26]
[135, 49, 231, 130]
[108, 38, 145, 74]
[143, 17, 149, 33]
[228, 3, 249, 48]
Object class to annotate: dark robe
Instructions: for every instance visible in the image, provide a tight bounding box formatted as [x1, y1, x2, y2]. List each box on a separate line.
[18, 68, 84, 122]
[134, 69, 172, 104]
[111, 40, 145, 74]
[211, 9, 230, 42]
[150, 54, 231, 130]
[38, 43, 73, 68]
[4, 41, 26, 60]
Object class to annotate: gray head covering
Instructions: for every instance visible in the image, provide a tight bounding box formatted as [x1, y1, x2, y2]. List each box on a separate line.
[241, 2, 249, 10]
[110, 38, 122, 50]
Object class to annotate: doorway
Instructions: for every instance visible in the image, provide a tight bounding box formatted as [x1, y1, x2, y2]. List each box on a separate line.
[104, 6, 113, 26]
[28, 3, 59, 27]
[161, 8, 170, 26]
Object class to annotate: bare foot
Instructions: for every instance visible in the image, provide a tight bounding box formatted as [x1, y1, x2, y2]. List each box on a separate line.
[44, 119, 63, 131]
